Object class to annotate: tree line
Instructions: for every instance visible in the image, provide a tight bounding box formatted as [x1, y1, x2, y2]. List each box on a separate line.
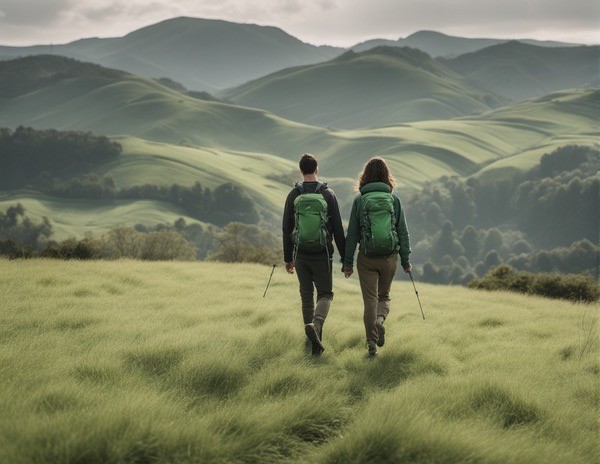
[0, 126, 122, 188]
[404, 145, 599, 285]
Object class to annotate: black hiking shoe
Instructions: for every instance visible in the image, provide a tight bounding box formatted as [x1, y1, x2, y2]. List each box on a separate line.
[305, 323, 324, 355]
[367, 341, 378, 356]
[375, 322, 385, 347]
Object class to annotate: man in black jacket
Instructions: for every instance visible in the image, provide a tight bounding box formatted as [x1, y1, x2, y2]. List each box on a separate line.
[282, 153, 346, 355]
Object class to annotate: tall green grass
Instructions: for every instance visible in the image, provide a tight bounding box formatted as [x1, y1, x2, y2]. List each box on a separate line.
[0, 260, 597, 463]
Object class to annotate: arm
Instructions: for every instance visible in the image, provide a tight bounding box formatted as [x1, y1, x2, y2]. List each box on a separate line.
[327, 190, 346, 261]
[343, 196, 361, 267]
[282, 191, 296, 264]
[395, 196, 411, 269]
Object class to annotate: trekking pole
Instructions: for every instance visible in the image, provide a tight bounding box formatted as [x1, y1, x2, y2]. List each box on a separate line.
[408, 271, 425, 320]
[263, 264, 277, 297]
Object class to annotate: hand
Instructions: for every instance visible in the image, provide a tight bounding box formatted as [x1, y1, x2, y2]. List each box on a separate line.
[285, 261, 295, 274]
[342, 265, 353, 278]
[403, 264, 412, 274]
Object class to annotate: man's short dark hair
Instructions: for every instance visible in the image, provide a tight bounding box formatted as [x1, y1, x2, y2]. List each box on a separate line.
[299, 153, 318, 175]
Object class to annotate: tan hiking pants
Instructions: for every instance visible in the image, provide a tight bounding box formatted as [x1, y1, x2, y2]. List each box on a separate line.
[357, 250, 398, 343]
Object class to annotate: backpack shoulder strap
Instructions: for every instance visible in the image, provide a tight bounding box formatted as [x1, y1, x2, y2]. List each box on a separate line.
[295, 182, 305, 194]
[315, 181, 327, 194]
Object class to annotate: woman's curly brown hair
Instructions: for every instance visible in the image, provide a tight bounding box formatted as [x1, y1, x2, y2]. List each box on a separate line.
[355, 156, 396, 192]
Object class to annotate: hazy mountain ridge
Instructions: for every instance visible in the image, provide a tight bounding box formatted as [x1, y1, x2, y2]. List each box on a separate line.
[222, 46, 507, 129]
[0, 17, 344, 92]
[441, 41, 600, 100]
[351, 30, 583, 56]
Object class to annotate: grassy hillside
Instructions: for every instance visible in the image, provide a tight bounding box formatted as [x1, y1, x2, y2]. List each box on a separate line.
[0, 17, 343, 91]
[0, 260, 598, 463]
[0, 56, 597, 237]
[351, 30, 580, 56]
[442, 42, 600, 101]
[0, 56, 328, 156]
[223, 46, 506, 129]
[316, 88, 600, 188]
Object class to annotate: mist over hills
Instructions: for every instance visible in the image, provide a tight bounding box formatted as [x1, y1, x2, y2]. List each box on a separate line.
[0, 17, 343, 92]
[351, 30, 581, 56]
[222, 46, 506, 129]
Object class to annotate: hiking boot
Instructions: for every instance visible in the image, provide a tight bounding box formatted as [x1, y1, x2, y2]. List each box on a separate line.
[375, 322, 385, 347]
[314, 318, 324, 342]
[367, 341, 378, 356]
[305, 323, 324, 355]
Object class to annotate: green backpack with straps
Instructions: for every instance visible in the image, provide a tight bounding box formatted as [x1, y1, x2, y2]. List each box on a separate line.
[292, 182, 330, 256]
[359, 191, 399, 256]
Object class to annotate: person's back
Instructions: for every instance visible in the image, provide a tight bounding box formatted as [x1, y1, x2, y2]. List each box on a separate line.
[282, 154, 346, 355]
[343, 157, 411, 356]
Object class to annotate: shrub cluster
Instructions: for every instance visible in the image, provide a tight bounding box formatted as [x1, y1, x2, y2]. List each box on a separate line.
[469, 265, 600, 302]
[0, 205, 278, 265]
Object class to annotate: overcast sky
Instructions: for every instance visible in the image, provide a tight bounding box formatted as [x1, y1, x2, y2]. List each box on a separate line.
[0, 0, 598, 47]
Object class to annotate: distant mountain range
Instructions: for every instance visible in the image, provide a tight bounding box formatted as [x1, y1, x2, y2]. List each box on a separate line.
[351, 30, 580, 57]
[223, 43, 598, 129]
[222, 46, 507, 129]
[0, 17, 343, 92]
[442, 41, 600, 101]
[0, 17, 592, 93]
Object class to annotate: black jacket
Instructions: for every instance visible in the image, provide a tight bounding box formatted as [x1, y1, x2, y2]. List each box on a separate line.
[282, 181, 346, 262]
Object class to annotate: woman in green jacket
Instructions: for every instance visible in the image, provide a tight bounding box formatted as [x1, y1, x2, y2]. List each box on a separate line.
[343, 157, 412, 356]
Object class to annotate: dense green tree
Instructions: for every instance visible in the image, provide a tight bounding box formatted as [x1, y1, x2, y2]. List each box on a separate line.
[0, 204, 52, 250]
[209, 222, 279, 265]
[460, 225, 483, 261]
[141, 230, 196, 261]
[432, 221, 464, 259]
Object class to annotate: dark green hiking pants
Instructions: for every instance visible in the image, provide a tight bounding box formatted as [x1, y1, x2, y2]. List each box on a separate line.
[295, 255, 333, 325]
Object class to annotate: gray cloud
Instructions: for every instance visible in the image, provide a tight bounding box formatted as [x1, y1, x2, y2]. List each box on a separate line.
[0, 0, 597, 46]
[0, 0, 73, 26]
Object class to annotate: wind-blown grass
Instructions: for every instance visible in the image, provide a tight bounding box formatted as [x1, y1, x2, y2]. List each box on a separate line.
[0, 260, 598, 463]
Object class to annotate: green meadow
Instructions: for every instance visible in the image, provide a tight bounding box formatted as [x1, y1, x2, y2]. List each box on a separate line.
[1, 260, 598, 463]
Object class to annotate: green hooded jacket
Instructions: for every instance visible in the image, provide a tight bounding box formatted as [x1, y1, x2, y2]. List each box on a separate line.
[344, 182, 411, 268]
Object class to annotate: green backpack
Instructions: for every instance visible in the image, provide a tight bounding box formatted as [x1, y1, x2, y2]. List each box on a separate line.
[359, 191, 399, 256]
[292, 182, 330, 256]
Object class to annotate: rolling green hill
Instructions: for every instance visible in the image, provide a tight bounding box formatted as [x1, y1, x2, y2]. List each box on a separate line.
[0, 17, 343, 92]
[351, 30, 581, 56]
[0, 260, 598, 463]
[0, 55, 327, 156]
[0, 56, 597, 238]
[442, 42, 600, 101]
[222, 46, 506, 129]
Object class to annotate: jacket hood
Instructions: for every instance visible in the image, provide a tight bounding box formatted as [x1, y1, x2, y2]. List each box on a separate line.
[360, 182, 391, 194]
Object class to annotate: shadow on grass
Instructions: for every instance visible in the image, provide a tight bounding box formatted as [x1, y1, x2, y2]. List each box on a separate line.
[469, 384, 543, 428]
[122, 346, 185, 378]
[346, 348, 446, 400]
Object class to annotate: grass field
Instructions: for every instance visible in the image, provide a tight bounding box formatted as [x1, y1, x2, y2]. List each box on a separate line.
[0, 260, 598, 463]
